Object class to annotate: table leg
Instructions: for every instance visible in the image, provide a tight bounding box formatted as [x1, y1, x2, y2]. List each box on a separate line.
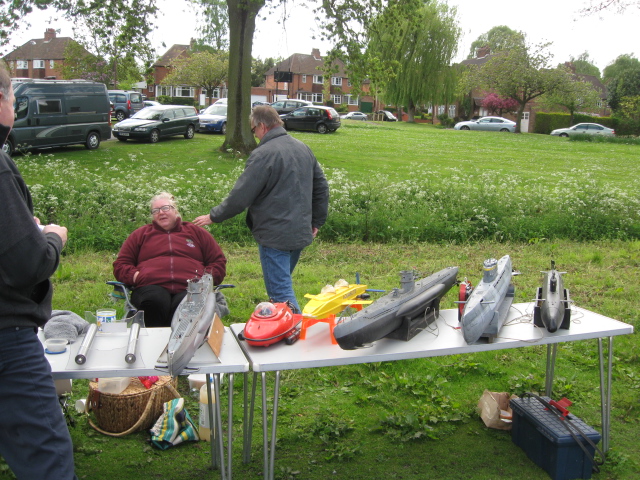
[545, 343, 558, 397]
[213, 374, 227, 480]
[598, 337, 613, 452]
[261, 372, 269, 480]
[205, 374, 219, 471]
[269, 371, 281, 480]
[243, 372, 258, 463]
[227, 373, 234, 479]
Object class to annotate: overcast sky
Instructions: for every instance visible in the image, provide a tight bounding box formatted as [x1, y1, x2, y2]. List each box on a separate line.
[3, 0, 638, 74]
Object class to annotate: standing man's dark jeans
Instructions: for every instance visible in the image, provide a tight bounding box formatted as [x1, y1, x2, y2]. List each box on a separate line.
[0, 327, 78, 480]
[131, 285, 188, 327]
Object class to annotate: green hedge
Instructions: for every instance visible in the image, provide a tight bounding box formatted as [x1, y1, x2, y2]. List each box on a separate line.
[156, 96, 198, 107]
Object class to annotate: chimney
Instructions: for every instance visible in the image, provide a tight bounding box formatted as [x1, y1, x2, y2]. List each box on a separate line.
[476, 46, 490, 58]
[44, 28, 56, 41]
[311, 48, 321, 60]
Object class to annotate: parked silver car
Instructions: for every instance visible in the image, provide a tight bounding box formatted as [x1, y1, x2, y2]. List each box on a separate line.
[340, 111, 368, 120]
[454, 116, 516, 132]
[550, 123, 615, 137]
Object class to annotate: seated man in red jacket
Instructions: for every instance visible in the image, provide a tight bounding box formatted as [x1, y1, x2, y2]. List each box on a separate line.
[113, 192, 227, 327]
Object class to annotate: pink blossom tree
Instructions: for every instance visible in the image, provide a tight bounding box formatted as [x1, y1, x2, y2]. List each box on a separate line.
[482, 93, 519, 116]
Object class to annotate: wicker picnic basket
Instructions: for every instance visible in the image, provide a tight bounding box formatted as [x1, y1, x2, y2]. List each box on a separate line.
[86, 376, 179, 437]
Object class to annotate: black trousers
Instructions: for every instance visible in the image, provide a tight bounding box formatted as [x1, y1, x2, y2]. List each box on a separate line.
[131, 285, 188, 328]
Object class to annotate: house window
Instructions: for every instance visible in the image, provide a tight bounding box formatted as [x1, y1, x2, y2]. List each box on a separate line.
[49, 60, 55, 69]
[313, 75, 323, 84]
[298, 92, 323, 103]
[158, 85, 172, 96]
[331, 95, 342, 104]
[448, 105, 456, 117]
[345, 95, 359, 106]
[175, 86, 194, 97]
[33, 60, 45, 69]
[302, 75, 307, 83]
[17, 60, 28, 69]
[331, 76, 342, 86]
[148, 85, 154, 93]
[347, 79, 352, 87]
[437, 105, 445, 115]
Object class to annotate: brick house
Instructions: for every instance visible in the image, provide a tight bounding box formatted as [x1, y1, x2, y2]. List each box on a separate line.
[151, 42, 227, 106]
[2, 28, 89, 80]
[264, 48, 382, 113]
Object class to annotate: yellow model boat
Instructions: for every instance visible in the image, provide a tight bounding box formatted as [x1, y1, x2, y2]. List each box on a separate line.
[302, 279, 372, 319]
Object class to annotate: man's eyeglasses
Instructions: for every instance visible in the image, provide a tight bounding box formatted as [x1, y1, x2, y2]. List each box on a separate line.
[251, 124, 258, 134]
[151, 205, 175, 215]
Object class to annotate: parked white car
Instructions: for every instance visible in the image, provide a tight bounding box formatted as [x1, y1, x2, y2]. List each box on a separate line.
[550, 123, 615, 137]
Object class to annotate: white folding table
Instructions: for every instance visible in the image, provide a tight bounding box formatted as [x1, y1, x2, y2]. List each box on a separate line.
[230, 303, 633, 480]
[40, 326, 249, 480]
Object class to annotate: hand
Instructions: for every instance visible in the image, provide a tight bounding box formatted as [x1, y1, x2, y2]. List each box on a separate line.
[193, 214, 213, 227]
[312, 227, 319, 238]
[43, 224, 68, 247]
[133, 271, 139, 283]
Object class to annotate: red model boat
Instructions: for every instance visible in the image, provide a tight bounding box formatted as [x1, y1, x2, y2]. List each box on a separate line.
[241, 302, 302, 347]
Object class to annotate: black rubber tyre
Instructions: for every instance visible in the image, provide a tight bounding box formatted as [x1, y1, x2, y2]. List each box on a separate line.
[85, 132, 100, 150]
[149, 129, 160, 143]
[317, 123, 328, 134]
[116, 111, 126, 122]
[461, 125, 470, 130]
[2, 138, 14, 156]
[184, 125, 195, 139]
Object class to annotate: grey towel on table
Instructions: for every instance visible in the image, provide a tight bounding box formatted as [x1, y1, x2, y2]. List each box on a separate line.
[43, 310, 91, 342]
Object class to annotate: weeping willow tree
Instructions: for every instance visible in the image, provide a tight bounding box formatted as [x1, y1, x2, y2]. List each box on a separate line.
[367, 0, 460, 122]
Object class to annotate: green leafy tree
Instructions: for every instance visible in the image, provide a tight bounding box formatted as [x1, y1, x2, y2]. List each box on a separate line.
[603, 54, 640, 112]
[189, 0, 229, 51]
[162, 50, 229, 105]
[540, 74, 602, 124]
[471, 41, 567, 133]
[58, 0, 158, 87]
[366, 0, 460, 122]
[467, 25, 525, 58]
[568, 52, 601, 78]
[251, 57, 280, 87]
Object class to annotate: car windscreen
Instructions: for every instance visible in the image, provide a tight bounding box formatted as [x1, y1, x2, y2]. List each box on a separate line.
[132, 108, 165, 120]
[202, 105, 227, 115]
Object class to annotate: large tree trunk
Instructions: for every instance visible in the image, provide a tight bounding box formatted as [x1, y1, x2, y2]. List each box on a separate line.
[223, 0, 265, 154]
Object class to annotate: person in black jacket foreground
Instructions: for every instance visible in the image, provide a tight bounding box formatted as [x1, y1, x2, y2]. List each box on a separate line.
[194, 106, 329, 312]
[0, 65, 78, 480]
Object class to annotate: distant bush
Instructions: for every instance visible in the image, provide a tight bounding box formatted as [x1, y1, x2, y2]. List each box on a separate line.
[437, 113, 455, 128]
[569, 134, 640, 145]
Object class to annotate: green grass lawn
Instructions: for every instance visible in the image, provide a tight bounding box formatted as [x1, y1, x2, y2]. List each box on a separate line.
[3, 122, 639, 479]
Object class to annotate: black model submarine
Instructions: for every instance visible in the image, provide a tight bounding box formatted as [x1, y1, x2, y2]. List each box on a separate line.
[533, 260, 571, 332]
[460, 255, 515, 344]
[333, 267, 458, 350]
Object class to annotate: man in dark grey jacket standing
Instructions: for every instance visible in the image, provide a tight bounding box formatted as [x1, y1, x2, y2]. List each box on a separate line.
[194, 106, 329, 312]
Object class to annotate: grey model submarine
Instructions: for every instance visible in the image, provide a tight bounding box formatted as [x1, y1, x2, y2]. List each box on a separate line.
[533, 260, 571, 332]
[157, 272, 218, 376]
[460, 255, 515, 344]
[333, 267, 458, 350]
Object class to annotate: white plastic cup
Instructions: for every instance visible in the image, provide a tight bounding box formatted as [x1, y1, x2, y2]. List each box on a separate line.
[96, 309, 117, 331]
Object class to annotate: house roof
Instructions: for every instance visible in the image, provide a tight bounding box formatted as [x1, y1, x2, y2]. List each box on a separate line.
[3, 36, 79, 61]
[154, 44, 190, 67]
[266, 50, 348, 77]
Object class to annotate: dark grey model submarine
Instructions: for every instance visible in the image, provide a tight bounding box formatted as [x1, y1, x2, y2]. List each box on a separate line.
[333, 267, 458, 350]
[460, 255, 515, 344]
[533, 260, 571, 332]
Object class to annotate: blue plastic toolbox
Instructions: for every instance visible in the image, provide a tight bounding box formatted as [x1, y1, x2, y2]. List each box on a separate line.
[510, 396, 601, 480]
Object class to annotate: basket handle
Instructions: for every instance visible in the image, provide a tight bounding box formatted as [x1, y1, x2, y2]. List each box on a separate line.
[86, 382, 180, 437]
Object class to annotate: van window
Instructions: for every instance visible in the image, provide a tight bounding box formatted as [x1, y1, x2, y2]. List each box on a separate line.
[129, 93, 142, 103]
[37, 99, 62, 114]
[182, 107, 196, 116]
[15, 96, 29, 120]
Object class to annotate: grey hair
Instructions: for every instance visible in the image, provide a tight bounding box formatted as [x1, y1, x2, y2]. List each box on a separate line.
[250, 105, 283, 130]
[0, 63, 11, 97]
[150, 191, 180, 216]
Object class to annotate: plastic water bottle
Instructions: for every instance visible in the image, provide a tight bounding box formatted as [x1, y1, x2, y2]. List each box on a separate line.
[198, 383, 216, 441]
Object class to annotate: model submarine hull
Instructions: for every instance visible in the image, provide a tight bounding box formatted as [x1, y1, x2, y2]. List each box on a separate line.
[460, 255, 514, 344]
[162, 273, 218, 376]
[333, 267, 458, 350]
[534, 261, 571, 332]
